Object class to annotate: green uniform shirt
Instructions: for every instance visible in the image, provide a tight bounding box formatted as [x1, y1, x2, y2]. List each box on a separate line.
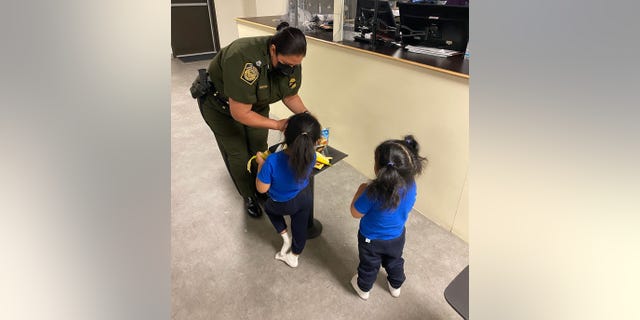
[207, 36, 302, 108]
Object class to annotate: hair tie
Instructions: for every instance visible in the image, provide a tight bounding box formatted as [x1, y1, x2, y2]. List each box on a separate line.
[300, 132, 308, 136]
[387, 161, 395, 167]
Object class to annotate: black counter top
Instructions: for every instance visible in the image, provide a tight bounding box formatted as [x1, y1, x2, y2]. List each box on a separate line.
[237, 16, 469, 78]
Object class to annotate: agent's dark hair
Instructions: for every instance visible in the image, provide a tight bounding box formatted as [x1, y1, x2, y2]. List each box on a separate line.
[366, 135, 428, 210]
[284, 112, 321, 181]
[270, 21, 307, 56]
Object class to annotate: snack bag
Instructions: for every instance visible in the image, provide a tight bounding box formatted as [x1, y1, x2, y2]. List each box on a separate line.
[313, 151, 332, 170]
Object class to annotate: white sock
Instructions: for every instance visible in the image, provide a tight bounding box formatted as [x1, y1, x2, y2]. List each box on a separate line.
[388, 281, 401, 298]
[280, 232, 291, 255]
[275, 251, 299, 268]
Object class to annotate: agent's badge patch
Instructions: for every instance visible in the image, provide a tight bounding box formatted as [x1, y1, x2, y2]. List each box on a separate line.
[240, 63, 259, 85]
[288, 77, 297, 89]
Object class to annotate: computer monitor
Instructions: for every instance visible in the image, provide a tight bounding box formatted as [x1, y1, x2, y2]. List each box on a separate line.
[398, 2, 469, 52]
[408, 0, 469, 5]
[354, 0, 398, 43]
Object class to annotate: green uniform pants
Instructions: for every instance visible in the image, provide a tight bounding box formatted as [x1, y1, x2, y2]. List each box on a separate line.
[198, 95, 269, 199]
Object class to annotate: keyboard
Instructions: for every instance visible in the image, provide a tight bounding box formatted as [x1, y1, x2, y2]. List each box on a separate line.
[405, 45, 462, 57]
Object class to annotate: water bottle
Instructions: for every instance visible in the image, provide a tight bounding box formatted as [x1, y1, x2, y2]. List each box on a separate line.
[464, 42, 470, 60]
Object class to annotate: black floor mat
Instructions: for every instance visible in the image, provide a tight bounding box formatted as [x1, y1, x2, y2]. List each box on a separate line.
[177, 53, 216, 63]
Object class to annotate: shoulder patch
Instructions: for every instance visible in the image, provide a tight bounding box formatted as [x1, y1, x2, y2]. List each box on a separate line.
[288, 77, 297, 89]
[240, 63, 259, 85]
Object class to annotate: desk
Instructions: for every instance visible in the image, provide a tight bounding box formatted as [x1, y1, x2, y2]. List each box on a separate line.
[444, 265, 469, 319]
[307, 146, 348, 238]
[236, 16, 468, 78]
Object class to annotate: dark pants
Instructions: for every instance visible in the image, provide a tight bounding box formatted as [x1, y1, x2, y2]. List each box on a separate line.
[356, 228, 406, 292]
[264, 185, 312, 254]
[197, 96, 269, 198]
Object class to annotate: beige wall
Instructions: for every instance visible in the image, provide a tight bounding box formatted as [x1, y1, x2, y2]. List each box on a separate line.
[237, 22, 469, 242]
[452, 172, 468, 240]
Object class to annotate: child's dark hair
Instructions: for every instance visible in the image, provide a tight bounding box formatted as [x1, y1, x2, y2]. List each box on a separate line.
[270, 22, 307, 56]
[284, 112, 321, 181]
[366, 135, 428, 210]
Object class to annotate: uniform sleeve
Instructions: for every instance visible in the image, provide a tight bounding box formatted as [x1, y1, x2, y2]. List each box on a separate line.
[354, 188, 374, 215]
[257, 156, 273, 185]
[222, 52, 259, 104]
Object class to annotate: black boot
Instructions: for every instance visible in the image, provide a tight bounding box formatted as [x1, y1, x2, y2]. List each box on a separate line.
[245, 196, 263, 218]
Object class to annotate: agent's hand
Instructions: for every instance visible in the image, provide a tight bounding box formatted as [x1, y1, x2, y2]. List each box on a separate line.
[276, 118, 288, 132]
[256, 152, 266, 165]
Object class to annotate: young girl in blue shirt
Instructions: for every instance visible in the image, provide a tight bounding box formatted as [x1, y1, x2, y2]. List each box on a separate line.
[255, 113, 321, 268]
[349, 135, 427, 299]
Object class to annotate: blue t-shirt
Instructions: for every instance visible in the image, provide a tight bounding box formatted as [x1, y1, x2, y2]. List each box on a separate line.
[257, 151, 315, 202]
[354, 182, 417, 240]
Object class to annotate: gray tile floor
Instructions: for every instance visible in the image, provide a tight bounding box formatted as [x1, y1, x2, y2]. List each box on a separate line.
[171, 58, 469, 320]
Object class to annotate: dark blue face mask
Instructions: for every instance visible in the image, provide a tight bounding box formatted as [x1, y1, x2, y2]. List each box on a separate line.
[274, 62, 295, 76]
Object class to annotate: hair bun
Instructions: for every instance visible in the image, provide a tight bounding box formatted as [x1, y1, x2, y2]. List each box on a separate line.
[403, 135, 419, 153]
[276, 21, 290, 31]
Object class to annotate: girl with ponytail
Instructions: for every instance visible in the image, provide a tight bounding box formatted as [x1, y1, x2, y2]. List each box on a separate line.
[255, 112, 321, 268]
[349, 135, 427, 300]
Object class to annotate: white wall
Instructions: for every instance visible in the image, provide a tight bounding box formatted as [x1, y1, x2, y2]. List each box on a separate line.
[212, 1, 243, 48]
[243, 0, 257, 17]
[213, 0, 287, 48]
[256, 0, 288, 16]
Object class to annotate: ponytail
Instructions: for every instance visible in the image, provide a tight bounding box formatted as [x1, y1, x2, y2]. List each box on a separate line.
[367, 164, 405, 210]
[366, 135, 428, 210]
[288, 133, 316, 181]
[284, 113, 322, 181]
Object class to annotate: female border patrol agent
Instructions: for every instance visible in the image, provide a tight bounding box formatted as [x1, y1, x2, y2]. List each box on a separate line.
[197, 22, 310, 218]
